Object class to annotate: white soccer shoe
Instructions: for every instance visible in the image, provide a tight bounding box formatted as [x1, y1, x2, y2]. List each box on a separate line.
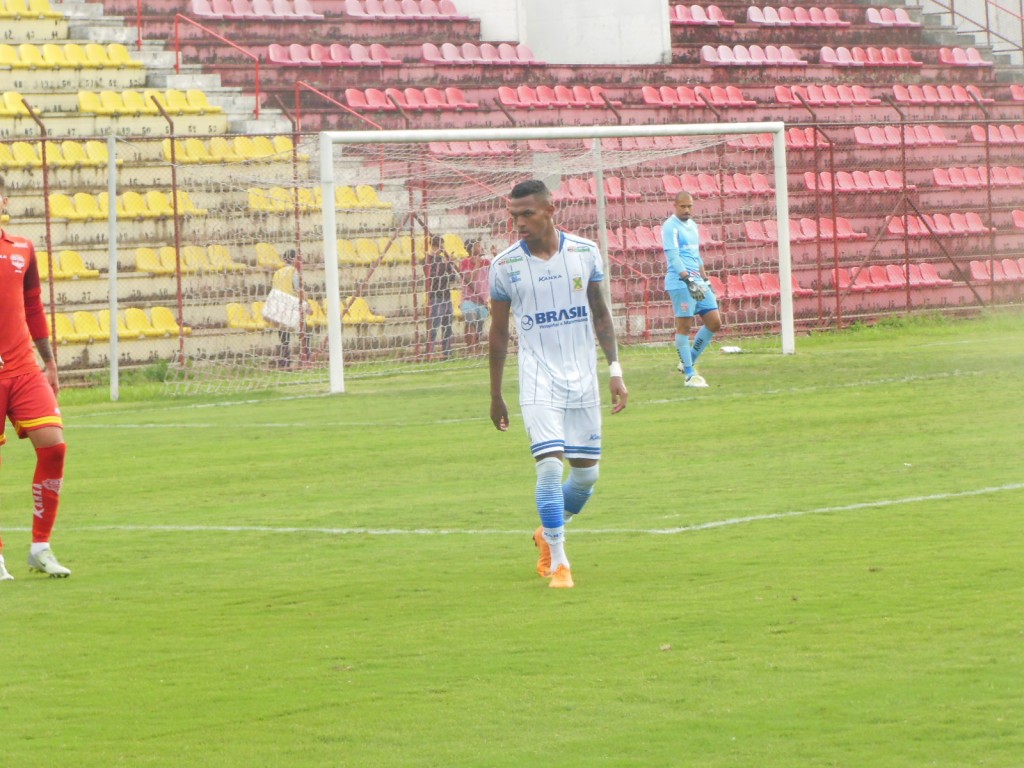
[684, 373, 709, 388]
[0, 556, 14, 581]
[28, 548, 71, 578]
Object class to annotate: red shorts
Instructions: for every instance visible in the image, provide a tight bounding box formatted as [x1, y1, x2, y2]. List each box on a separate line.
[0, 371, 62, 447]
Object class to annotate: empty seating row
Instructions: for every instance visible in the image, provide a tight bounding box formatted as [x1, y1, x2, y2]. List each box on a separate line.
[804, 170, 913, 192]
[551, 177, 639, 202]
[421, 42, 540, 66]
[932, 166, 1024, 187]
[498, 85, 620, 109]
[345, 86, 478, 111]
[0, 139, 113, 168]
[0, 43, 141, 70]
[163, 135, 304, 163]
[720, 272, 814, 300]
[268, 42, 399, 66]
[344, 0, 464, 19]
[892, 83, 992, 105]
[832, 263, 951, 292]
[744, 216, 866, 243]
[662, 172, 773, 197]
[428, 140, 515, 157]
[701, 44, 806, 66]
[248, 184, 391, 213]
[136, 245, 248, 275]
[641, 85, 755, 108]
[938, 47, 992, 66]
[0, 0, 62, 19]
[820, 46, 921, 67]
[865, 7, 919, 26]
[55, 307, 189, 343]
[970, 124, 1024, 144]
[227, 296, 384, 332]
[726, 127, 827, 152]
[38, 250, 100, 280]
[774, 84, 879, 106]
[886, 212, 992, 236]
[50, 190, 207, 221]
[746, 6, 847, 26]
[338, 236, 419, 265]
[78, 89, 222, 116]
[970, 258, 1024, 282]
[602, 135, 693, 151]
[853, 124, 956, 147]
[190, 0, 323, 21]
[0, 91, 30, 116]
[605, 224, 722, 251]
[671, 4, 734, 25]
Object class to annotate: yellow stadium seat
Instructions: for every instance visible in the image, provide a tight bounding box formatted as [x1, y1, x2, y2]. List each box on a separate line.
[255, 242, 286, 269]
[29, 0, 63, 18]
[59, 250, 99, 278]
[250, 136, 278, 158]
[107, 43, 143, 68]
[11, 141, 41, 167]
[17, 44, 53, 70]
[165, 89, 200, 115]
[182, 245, 212, 272]
[49, 193, 82, 220]
[122, 90, 159, 116]
[77, 90, 107, 115]
[143, 190, 174, 217]
[41, 43, 71, 68]
[63, 43, 97, 69]
[250, 302, 269, 330]
[208, 136, 240, 162]
[353, 237, 381, 265]
[296, 187, 318, 212]
[2, 91, 31, 116]
[226, 302, 260, 331]
[0, 0, 28, 16]
[151, 306, 190, 336]
[272, 134, 310, 161]
[451, 289, 463, 320]
[232, 136, 261, 160]
[36, 251, 52, 280]
[184, 138, 215, 163]
[335, 185, 360, 209]
[72, 192, 105, 221]
[336, 239, 359, 265]
[248, 188, 273, 213]
[72, 311, 108, 341]
[54, 312, 88, 343]
[306, 298, 327, 327]
[161, 138, 185, 162]
[134, 247, 173, 275]
[265, 186, 293, 213]
[60, 140, 98, 168]
[443, 233, 468, 259]
[207, 244, 247, 272]
[120, 190, 153, 219]
[124, 307, 163, 337]
[343, 296, 386, 324]
[355, 184, 391, 209]
[98, 90, 126, 115]
[85, 140, 121, 166]
[0, 44, 21, 68]
[84, 43, 114, 68]
[98, 309, 142, 339]
[377, 237, 407, 264]
[186, 89, 222, 113]
[176, 189, 208, 216]
[0, 143, 20, 168]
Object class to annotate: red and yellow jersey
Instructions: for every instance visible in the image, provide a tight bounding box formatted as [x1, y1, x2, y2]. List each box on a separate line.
[0, 228, 49, 380]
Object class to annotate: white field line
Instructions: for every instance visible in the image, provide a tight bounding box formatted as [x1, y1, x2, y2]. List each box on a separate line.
[12, 482, 1020, 538]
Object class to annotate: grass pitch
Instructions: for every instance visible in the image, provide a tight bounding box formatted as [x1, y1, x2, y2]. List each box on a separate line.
[1, 312, 1022, 767]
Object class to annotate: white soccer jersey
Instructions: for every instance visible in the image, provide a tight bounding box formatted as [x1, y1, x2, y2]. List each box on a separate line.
[489, 231, 605, 408]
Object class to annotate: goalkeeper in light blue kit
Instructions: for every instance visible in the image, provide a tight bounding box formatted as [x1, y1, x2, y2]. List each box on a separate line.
[662, 191, 722, 387]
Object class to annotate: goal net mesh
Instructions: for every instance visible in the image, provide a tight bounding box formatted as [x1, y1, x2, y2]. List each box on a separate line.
[149, 129, 780, 395]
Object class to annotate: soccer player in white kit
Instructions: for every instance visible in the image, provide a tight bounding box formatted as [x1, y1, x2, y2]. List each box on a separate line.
[488, 179, 628, 589]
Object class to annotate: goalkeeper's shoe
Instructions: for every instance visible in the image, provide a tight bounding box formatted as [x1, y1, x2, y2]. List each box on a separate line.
[549, 564, 575, 589]
[685, 373, 709, 388]
[533, 526, 552, 578]
[28, 548, 71, 578]
[0, 556, 14, 581]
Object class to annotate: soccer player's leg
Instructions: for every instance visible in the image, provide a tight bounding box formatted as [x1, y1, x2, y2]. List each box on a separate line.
[524, 405, 570, 582]
[10, 373, 70, 577]
[669, 288, 696, 377]
[690, 298, 722, 365]
[563, 405, 601, 521]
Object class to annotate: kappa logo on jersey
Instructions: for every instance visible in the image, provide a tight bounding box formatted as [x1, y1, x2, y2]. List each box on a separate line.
[538, 274, 561, 282]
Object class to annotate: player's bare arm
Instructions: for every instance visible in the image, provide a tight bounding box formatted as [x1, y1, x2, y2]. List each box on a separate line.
[488, 298, 511, 430]
[587, 282, 628, 414]
[34, 337, 59, 395]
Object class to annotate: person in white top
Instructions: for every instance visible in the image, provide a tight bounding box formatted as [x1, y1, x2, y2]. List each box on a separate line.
[488, 179, 628, 589]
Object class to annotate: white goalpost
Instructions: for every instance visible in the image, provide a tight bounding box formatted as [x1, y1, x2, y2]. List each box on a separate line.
[143, 121, 792, 396]
[317, 123, 794, 394]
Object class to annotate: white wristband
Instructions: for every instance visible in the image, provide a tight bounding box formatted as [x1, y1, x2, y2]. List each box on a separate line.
[609, 361, 623, 379]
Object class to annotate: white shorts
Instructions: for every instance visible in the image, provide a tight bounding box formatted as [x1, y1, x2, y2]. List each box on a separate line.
[521, 403, 602, 460]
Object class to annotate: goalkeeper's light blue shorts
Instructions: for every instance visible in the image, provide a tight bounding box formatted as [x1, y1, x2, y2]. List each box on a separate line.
[669, 286, 718, 318]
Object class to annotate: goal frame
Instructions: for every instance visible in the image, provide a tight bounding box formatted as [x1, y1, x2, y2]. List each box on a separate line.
[320, 122, 794, 394]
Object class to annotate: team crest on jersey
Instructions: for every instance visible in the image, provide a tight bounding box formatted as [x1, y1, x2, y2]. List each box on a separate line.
[10, 254, 25, 271]
[572, 275, 583, 291]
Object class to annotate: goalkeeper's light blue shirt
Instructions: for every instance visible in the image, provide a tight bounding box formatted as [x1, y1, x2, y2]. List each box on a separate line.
[662, 215, 704, 291]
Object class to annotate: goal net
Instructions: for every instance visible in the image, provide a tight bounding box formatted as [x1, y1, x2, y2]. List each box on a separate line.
[143, 123, 791, 396]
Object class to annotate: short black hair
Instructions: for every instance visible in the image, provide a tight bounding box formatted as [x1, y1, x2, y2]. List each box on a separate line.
[510, 179, 550, 200]
[430, 235, 445, 250]
[283, 249, 297, 261]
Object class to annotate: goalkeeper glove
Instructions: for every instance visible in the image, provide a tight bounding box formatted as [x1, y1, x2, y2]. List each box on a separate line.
[681, 275, 705, 301]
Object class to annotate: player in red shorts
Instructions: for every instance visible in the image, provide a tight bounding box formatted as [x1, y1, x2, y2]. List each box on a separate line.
[0, 176, 70, 580]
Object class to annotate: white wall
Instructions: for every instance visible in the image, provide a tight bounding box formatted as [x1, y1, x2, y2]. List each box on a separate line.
[455, 0, 672, 65]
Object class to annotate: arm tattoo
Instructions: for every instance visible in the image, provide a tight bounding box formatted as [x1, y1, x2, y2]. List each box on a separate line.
[35, 338, 55, 364]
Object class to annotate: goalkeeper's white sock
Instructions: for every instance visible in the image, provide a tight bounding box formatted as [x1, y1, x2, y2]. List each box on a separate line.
[691, 326, 715, 362]
[676, 333, 694, 376]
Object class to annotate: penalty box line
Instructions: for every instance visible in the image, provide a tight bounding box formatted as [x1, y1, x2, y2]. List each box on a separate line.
[27, 481, 1024, 538]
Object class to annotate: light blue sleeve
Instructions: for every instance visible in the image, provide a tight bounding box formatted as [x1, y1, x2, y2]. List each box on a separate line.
[489, 262, 510, 301]
[662, 218, 686, 277]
